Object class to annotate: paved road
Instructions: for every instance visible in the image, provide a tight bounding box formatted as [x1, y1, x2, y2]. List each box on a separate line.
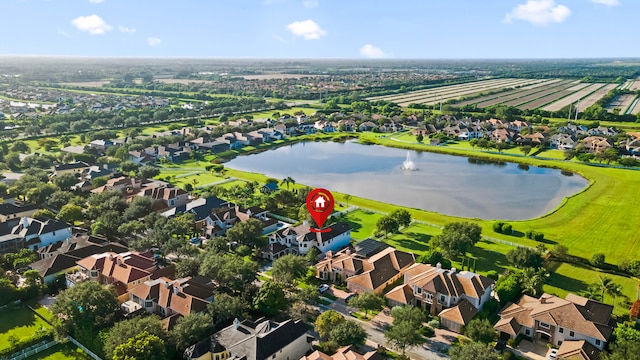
[318, 300, 448, 360]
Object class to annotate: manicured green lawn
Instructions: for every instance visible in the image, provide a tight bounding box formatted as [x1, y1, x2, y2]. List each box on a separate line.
[0, 308, 52, 351]
[338, 209, 384, 240]
[216, 180, 248, 189]
[167, 172, 227, 187]
[360, 132, 640, 263]
[248, 107, 318, 119]
[26, 343, 90, 360]
[384, 223, 438, 254]
[543, 262, 638, 317]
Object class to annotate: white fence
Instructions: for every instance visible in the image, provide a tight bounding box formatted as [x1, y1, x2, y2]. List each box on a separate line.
[67, 336, 103, 360]
[3, 340, 58, 360]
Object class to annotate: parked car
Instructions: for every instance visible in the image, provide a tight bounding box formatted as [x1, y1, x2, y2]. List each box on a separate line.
[318, 284, 330, 293]
[493, 339, 506, 353]
[548, 349, 558, 360]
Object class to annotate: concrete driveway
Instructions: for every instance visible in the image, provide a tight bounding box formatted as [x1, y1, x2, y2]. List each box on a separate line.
[511, 339, 549, 360]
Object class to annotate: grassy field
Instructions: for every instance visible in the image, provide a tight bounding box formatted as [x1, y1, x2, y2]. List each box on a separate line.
[543, 261, 638, 317]
[0, 308, 52, 351]
[26, 343, 90, 360]
[338, 209, 384, 240]
[359, 132, 640, 263]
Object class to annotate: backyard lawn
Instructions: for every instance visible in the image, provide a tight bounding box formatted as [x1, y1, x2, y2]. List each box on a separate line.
[0, 307, 52, 351]
[338, 209, 384, 241]
[26, 343, 90, 360]
[543, 261, 639, 317]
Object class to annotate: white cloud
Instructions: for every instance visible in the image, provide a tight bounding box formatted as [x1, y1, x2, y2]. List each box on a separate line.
[286, 19, 326, 40]
[272, 34, 286, 43]
[118, 25, 136, 33]
[359, 44, 387, 59]
[504, 0, 571, 25]
[71, 14, 112, 35]
[590, 0, 620, 6]
[147, 37, 162, 46]
[88, 0, 104, 3]
[303, 0, 318, 8]
[57, 29, 73, 38]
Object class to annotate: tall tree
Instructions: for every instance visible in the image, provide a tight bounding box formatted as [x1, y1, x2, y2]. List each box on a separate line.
[50, 281, 118, 336]
[170, 313, 214, 351]
[314, 310, 345, 341]
[253, 281, 287, 316]
[435, 221, 482, 259]
[208, 294, 248, 327]
[390, 209, 412, 228]
[384, 306, 425, 356]
[330, 320, 366, 346]
[349, 292, 385, 317]
[280, 176, 295, 190]
[103, 315, 167, 358]
[199, 252, 258, 296]
[112, 331, 168, 360]
[464, 318, 496, 343]
[272, 254, 309, 287]
[376, 216, 399, 238]
[225, 218, 265, 247]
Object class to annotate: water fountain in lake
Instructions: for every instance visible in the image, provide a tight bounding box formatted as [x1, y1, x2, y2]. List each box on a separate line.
[401, 151, 417, 171]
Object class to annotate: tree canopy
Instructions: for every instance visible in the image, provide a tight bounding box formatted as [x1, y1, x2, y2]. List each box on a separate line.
[314, 310, 345, 341]
[434, 222, 482, 259]
[271, 254, 309, 287]
[103, 315, 167, 358]
[253, 281, 287, 316]
[170, 313, 214, 351]
[112, 331, 168, 360]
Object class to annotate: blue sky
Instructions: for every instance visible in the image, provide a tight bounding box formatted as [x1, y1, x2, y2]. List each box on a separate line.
[0, 0, 635, 58]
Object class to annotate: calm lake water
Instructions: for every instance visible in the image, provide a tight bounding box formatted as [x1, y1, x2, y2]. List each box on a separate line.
[225, 141, 588, 220]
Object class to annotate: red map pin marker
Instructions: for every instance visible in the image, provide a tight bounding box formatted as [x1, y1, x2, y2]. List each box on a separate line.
[306, 188, 335, 232]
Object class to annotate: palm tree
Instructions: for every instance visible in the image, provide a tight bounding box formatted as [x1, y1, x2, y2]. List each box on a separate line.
[520, 268, 548, 297]
[581, 284, 602, 302]
[606, 284, 623, 306]
[597, 276, 618, 304]
[344, 194, 352, 208]
[281, 176, 295, 190]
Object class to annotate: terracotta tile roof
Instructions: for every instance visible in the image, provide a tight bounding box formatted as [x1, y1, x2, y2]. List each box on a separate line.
[346, 247, 415, 292]
[404, 263, 494, 302]
[302, 345, 381, 360]
[385, 284, 415, 305]
[496, 294, 614, 342]
[557, 340, 600, 360]
[439, 299, 478, 326]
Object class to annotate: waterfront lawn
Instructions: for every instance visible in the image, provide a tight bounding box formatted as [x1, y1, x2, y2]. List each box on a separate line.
[360, 132, 640, 263]
[384, 223, 438, 254]
[543, 261, 638, 317]
[339, 209, 384, 241]
[168, 172, 227, 188]
[26, 343, 90, 360]
[248, 107, 318, 119]
[0, 308, 52, 351]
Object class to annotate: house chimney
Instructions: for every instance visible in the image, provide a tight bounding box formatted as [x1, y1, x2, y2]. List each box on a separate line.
[451, 267, 456, 274]
[173, 286, 179, 295]
[303, 220, 309, 226]
[233, 318, 241, 330]
[22, 217, 29, 228]
[345, 249, 351, 256]
[116, 258, 122, 265]
[326, 250, 333, 259]
[436, 262, 441, 269]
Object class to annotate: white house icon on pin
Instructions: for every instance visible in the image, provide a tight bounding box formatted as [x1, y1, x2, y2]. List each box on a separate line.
[314, 196, 326, 209]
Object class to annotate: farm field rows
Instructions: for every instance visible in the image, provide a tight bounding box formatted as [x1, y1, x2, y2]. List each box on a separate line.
[630, 77, 640, 91]
[629, 98, 640, 115]
[454, 79, 563, 107]
[367, 78, 544, 105]
[519, 83, 591, 110]
[574, 83, 619, 110]
[620, 79, 634, 89]
[501, 81, 581, 107]
[395, 79, 542, 107]
[468, 79, 570, 108]
[606, 94, 637, 113]
[367, 78, 514, 102]
[542, 83, 606, 111]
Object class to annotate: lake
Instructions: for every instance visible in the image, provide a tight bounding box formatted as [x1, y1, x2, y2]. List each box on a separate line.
[225, 141, 588, 220]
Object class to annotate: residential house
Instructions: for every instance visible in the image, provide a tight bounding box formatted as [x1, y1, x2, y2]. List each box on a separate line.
[337, 119, 357, 131]
[559, 124, 588, 136]
[161, 196, 229, 231]
[128, 276, 214, 324]
[508, 120, 530, 132]
[587, 126, 618, 137]
[556, 340, 601, 360]
[184, 318, 312, 360]
[550, 134, 578, 150]
[491, 128, 516, 143]
[582, 136, 614, 153]
[302, 345, 382, 360]
[358, 121, 378, 132]
[0, 203, 38, 223]
[516, 132, 546, 146]
[0, 234, 24, 254]
[316, 240, 415, 295]
[136, 184, 190, 210]
[264, 221, 351, 258]
[54, 161, 91, 176]
[158, 144, 191, 163]
[494, 293, 614, 350]
[385, 263, 495, 333]
[12, 216, 72, 250]
[129, 150, 156, 165]
[274, 123, 297, 136]
[88, 139, 114, 152]
[29, 238, 128, 284]
[314, 120, 336, 133]
[379, 121, 403, 132]
[205, 205, 279, 238]
[70, 251, 159, 301]
[260, 182, 279, 194]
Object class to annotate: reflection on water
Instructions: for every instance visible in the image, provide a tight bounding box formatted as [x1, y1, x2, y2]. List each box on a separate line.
[518, 164, 530, 171]
[225, 141, 588, 220]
